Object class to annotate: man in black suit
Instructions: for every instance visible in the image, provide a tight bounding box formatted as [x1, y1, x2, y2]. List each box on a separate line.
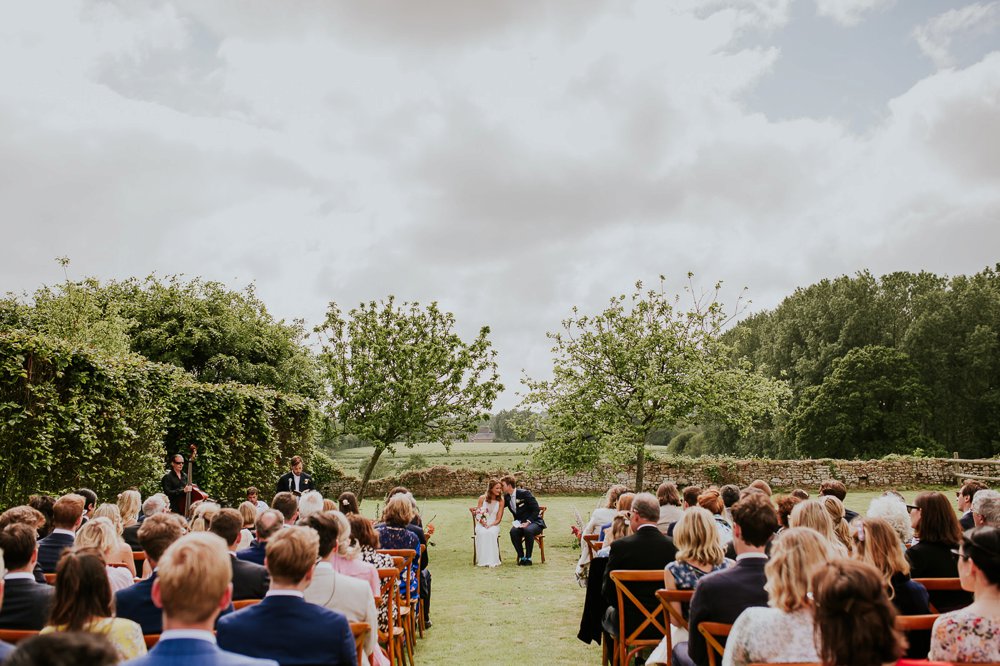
[161, 453, 193, 515]
[674, 492, 778, 666]
[115, 513, 188, 634]
[275, 455, 315, 496]
[819, 479, 858, 524]
[501, 475, 546, 565]
[0, 523, 54, 630]
[37, 493, 85, 573]
[601, 493, 678, 641]
[209, 508, 269, 600]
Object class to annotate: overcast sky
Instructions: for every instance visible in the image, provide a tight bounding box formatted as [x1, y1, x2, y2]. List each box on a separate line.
[2, 1, 999, 408]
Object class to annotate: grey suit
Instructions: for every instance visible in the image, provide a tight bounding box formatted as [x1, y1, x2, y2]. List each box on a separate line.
[0, 575, 55, 630]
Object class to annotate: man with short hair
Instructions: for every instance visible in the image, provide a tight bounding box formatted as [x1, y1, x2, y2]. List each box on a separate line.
[237, 510, 283, 567]
[75, 488, 98, 522]
[0, 523, 54, 630]
[972, 489, 1000, 527]
[819, 479, 858, 523]
[275, 456, 314, 496]
[217, 527, 355, 665]
[246, 487, 268, 513]
[601, 493, 678, 644]
[0, 550, 11, 660]
[501, 475, 546, 566]
[958, 480, 989, 529]
[122, 532, 276, 666]
[0, 506, 48, 583]
[116, 513, 188, 634]
[209, 509, 269, 600]
[37, 493, 85, 572]
[675, 492, 778, 666]
[270, 493, 299, 527]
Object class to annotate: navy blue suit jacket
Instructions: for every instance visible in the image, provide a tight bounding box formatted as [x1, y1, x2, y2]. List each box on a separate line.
[216, 595, 356, 666]
[0, 576, 55, 630]
[37, 531, 75, 573]
[236, 541, 267, 567]
[116, 573, 162, 635]
[123, 637, 277, 666]
[686, 556, 769, 666]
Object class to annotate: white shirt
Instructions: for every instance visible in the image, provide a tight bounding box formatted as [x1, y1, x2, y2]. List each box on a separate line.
[51, 528, 76, 538]
[292, 474, 302, 491]
[159, 629, 216, 644]
[3, 572, 35, 581]
[265, 589, 304, 598]
[736, 552, 768, 561]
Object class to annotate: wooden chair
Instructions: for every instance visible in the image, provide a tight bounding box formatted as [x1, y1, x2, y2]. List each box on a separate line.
[697, 621, 732, 666]
[583, 533, 601, 558]
[232, 598, 261, 610]
[535, 506, 547, 563]
[894, 613, 939, 632]
[377, 568, 408, 666]
[350, 621, 369, 666]
[379, 548, 420, 645]
[912, 577, 963, 613]
[132, 550, 147, 574]
[609, 570, 671, 666]
[143, 634, 161, 649]
[470, 506, 502, 567]
[0, 629, 38, 644]
[43, 573, 56, 585]
[656, 588, 695, 665]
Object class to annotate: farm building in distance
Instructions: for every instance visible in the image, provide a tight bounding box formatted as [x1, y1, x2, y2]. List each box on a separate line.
[468, 425, 496, 442]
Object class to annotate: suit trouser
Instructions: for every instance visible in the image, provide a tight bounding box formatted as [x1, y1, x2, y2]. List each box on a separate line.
[510, 522, 544, 560]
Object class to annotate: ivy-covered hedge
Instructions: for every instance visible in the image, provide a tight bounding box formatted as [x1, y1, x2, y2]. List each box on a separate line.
[0, 331, 321, 508]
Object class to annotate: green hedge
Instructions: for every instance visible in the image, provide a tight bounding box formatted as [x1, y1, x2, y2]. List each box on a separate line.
[0, 331, 322, 508]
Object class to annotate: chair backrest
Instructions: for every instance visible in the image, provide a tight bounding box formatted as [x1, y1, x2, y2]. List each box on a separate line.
[538, 506, 547, 518]
[655, 588, 694, 630]
[376, 567, 401, 662]
[610, 570, 670, 666]
[894, 613, 939, 631]
[43, 573, 56, 585]
[143, 634, 160, 648]
[912, 577, 963, 591]
[583, 533, 601, 556]
[0, 629, 39, 645]
[349, 621, 369, 666]
[697, 621, 732, 666]
[232, 598, 261, 610]
[379, 548, 416, 605]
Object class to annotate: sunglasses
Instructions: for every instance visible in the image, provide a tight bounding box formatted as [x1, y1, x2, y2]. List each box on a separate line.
[950, 548, 971, 561]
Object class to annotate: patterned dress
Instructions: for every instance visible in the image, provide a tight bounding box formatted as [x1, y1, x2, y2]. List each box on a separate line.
[361, 546, 397, 634]
[928, 607, 1000, 663]
[722, 607, 819, 666]
[42, 617, 147, 660]
[377, 525, 421, 601]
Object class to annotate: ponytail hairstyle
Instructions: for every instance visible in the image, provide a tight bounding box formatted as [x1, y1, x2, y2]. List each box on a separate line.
[49, 548, 113, 631]
[820, 495, 853, 555]
[811, 558, 905, 666]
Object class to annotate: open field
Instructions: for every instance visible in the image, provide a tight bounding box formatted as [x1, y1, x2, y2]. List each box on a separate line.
[369, 489, 944, 666]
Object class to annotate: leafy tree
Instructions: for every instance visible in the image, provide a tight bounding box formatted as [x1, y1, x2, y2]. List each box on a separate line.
[489, 409, 541, 442]
[521, 277, 789, 490]
[787, 345, 932, 458]
[315, 297, 503, 499]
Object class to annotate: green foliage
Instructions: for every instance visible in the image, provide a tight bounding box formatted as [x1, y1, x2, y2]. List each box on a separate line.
[489, 409, 540, 442]
[316, 296, 503, 497]
[666, 430, 698, 455]
[521, 276, 790, 490]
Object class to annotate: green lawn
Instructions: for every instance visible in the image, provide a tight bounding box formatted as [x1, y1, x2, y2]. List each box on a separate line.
[358, 489, 939, 666]
[331, 442, 537, 476]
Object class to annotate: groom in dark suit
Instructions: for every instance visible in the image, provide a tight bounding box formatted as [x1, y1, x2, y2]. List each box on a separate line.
[501, 475, 545, 565]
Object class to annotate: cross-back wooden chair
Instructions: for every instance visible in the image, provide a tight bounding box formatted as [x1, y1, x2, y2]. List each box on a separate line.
[912, 577, 963, 613]
[655, 588, 695, 665]
[697, 621, 732, 666]
[583, 533, 601, 558]
[609, 570, 671, 666]
[380, 548, 420, 645]
[535, 506, 547, 563]
[350, 621, 369, 666]
[378, 567, 407, 666]
[0, 629, 39, 645]
[43, 573, 56, 585]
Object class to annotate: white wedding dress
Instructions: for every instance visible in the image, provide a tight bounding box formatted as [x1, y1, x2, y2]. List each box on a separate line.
[475, 500, 502, 567]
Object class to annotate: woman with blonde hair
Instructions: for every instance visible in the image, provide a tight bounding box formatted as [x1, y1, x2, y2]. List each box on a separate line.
[821, 494, 854, 555]
[236, 501, 257, 550]
[188, 500, 220, 532]
[73, 517, 134, 592]
[92, 503, 137, 576]
[789, 499, 848, 556]
[595, 512, 631, 558]
[723, 528, 834, 666]
[577, 484, 628, 574]
[116, 490, 142, 549]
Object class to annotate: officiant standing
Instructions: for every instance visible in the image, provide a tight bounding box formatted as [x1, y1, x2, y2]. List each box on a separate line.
[276, 455, 314, 496]
[501, 475, 546, 565]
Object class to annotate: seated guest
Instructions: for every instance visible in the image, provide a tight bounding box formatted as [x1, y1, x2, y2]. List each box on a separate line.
[376, 497, 420, 601]
[237, 502, 257, 551]
[697, 490, 733, 547]
[656, 482, 684, 535]
[928, 526, 1000, 664]
[295, 491, 324, 523]
[305, 512, 383, 665]
[6, 631, 120, 666]
[41, 549, 147, 660]
[811, 558, 906, 666]
[576, 484, 626, 575]
[0, 523, 54, 630]
[972, 489, 1000, 528]
[723, 528, 833, 666]
[217, 527, 355, 665]
[907, 490, 972, 611]
[323, 499, 337, 512]
[820, 495, 854, 555]
[119, 490, 144, 550]
[27, 494, 56, 539]
[37, 493, 84, 573]
[819, 478, 858, 523]
[237, 509, 284, 567]
[601, 493, 678, 645]
[772, 494, 801, 533]
[957, 480, 989, 530]
[190, 501, 221, 532]
[270, 493, 299, 527]
[867, 493, 914, 545]
[790, 488, 809, 500]
[348, 513, 396, 634]
[247, 486, 269, 512]
[789, 500, 848, 557]
[675, 492, 778, 666]
[719, 484, 740, 525]
[122, 532, 277, 666]
[0, 506, 48, 584]
[93, 504, 138, 575]
[76, 488, 98, 523]
[209, 508, 269, 600]
[594, 512, 630, 558]
[74, 517, 134, 592]
[666, 487, 702, 538]
[747, 480, 772, 497]
[337, 492, 360, 515]
[116, 513, 188, 635]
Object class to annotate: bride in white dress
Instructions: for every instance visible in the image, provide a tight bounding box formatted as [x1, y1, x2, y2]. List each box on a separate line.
[474, 479, 505, 567]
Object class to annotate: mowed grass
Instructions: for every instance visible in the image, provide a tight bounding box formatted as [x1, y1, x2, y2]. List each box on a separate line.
[332, 441, 538, 476]
[357, 489, 942, 666]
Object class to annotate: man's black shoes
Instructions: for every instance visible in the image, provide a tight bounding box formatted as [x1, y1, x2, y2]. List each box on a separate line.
[523, 558, 532, 566]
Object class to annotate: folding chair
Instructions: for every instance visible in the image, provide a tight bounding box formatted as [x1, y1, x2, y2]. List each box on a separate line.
[609, 570, 671, 666]
[697, 621, 732, 666]
[350, 621, 370, 666]
[378, 567, 407, 666]
[655, 589, 695, 665]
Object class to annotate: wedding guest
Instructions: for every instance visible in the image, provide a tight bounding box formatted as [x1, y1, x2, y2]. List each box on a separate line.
[6, 632, 120, 666]
[74, 517, 134, 592]
[115, 513, 188, 635]
[271, 492, 299, 527]
[957, 480, 989, 530]
[599, 492, 635, 541]
[76, 488, 98, 522]
[237, 509, 283, 567]
[819, 479, 858, 523]
[748, 480, 772, 497]
[27, 494, 55, 539]
[697, 490, 733, 546]
[348, 513, 397, 635]
[972, 489, 1000, 527]
[720, 484, 740, 525]
[657, 482, 684, 535]
[37, 493, 84, 573]
[189, 501, 220, 532]
[377, 498, 419, 599]
[682, 486, 702, 509]
[595, 512, 630, 558]
[0, 506, 48, 584]
[41, 549, 147, 660]
[772, 494, 801, 532]
[928, 526, 1000, 663]
[247, 486, 269, 512]
[577, 484, 627, 573]
[93, 504, 138, 575]
[323, 499, 337, 512]
[338, 492, 360, 515]
[789, 500, 848, 557]
[237, 501, 257, 550]
[296, 490, 324, 524]
[867, 493, 914, 546]
[820, 495, 854, 555]
[0, 523, 54, 630]
[208, 508, 269, 601]
[790, 489, 809, 501]
[810, 558, 906, 666]
[118, 490, 143, 550]
[907, 491, 972, 611]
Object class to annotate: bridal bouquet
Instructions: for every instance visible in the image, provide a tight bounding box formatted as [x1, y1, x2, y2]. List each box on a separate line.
[474, 506, 490, 526]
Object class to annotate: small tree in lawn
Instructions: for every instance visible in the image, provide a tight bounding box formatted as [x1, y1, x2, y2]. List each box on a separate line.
[315, 297, 503, 499]
[522, 276, 789, 491]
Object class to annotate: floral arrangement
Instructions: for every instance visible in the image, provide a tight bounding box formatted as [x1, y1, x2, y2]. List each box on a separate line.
[571, 507, 584, 547]
[474, 506, 489, 526]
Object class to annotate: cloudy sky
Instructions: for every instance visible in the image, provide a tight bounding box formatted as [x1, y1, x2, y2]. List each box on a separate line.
[2, 0, 999, 407]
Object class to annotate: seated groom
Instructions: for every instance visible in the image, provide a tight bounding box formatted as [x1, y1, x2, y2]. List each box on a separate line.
[501, 475, 546, 566]
[217, 526, 356, 665]
[122, 532, 276, 666]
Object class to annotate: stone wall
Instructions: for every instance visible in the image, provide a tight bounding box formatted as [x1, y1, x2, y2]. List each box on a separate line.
[320, 456, 1000, 499]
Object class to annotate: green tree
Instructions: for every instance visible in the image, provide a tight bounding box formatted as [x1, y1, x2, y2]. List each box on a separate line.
[787, 345, 931, 458]
[315, 297, 503, 499]
[521, 277, 789, 490]
[489, 409, 541, 442]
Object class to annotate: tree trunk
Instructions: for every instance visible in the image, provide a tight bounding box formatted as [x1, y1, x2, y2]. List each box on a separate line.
[357, 447, 385, 503]
[635, 444, 645, 492]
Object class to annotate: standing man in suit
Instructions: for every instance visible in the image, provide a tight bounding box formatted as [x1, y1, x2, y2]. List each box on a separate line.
[501, 475, 546, 566]
[116, 513, 188, 635]
[209, 509, 269, 601]
[275, 456, 314, 496]
[37, 493, 84, 573]
[601, 493, 678, 642]
[217, 527, 356, 665]
[122, 532, 277, 666]
[161, 453, 193, 515]
[674, 492, 778, 666]
[0, 523, 54, 630]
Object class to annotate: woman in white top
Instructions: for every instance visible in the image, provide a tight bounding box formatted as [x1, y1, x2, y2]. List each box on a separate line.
[73, 517, 134, 593]
[473, 479, 505, 567]
[575, 484, 628, 575]
[92, 504, 136, 576]
[237, 501, 257, 551]
[723, 527, 834, 666]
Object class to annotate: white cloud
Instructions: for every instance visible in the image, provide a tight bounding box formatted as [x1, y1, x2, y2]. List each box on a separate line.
[913, 2, 1000, 69]
[815, 0, 896, 26]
